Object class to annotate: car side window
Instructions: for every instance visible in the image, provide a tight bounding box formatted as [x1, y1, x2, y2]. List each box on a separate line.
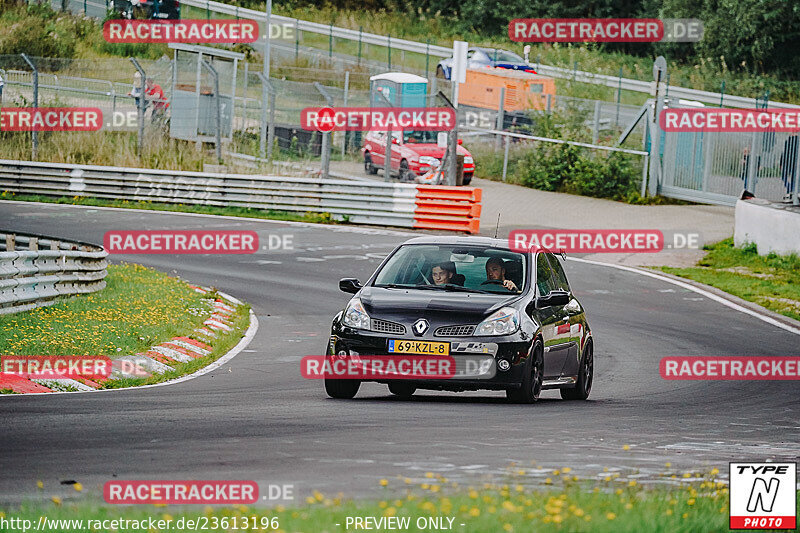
[535, 254, 557, 296]
[547, 254, 571, 293]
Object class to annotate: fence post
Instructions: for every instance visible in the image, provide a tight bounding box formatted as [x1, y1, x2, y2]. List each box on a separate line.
[720, 80, 725, 107]
[502, 135, 510, 182]
[425, 39, 430, 79]
[201, 60, 222, 163]
[20, 54, 38, 160]
[206, 0, 209, 20]
[295, 19, 300, 60]
[129, 57, 146, 157]
[545, 93, 552, 113]
[615, 66, 622, 126]
[592, 100, 601, 144]
[268, 85, 275, 161]
[314, 82, 332, 179]
[242, 62, 248, 133]
[358, 26, 362, 66]
[342, 71, 349, 155]
[329, 22, 333, 58]
[387, 34, 391, 70]
[495, 87, 505, 151]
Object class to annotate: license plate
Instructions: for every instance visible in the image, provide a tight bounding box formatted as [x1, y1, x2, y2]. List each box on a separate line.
[388, 340, 450, 355]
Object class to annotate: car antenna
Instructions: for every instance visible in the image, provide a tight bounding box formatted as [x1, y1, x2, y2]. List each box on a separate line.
[494, 214, 501, 239]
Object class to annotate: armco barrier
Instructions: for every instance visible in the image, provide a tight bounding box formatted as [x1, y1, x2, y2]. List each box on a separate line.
[0, 231, 108, 315]
[0, 160, 481, 234]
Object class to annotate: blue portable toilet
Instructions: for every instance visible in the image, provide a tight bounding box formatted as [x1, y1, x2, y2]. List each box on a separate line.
[369, 72, 428, 108]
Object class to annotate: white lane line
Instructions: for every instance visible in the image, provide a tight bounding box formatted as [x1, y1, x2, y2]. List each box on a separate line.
[567, 256, 800, 337]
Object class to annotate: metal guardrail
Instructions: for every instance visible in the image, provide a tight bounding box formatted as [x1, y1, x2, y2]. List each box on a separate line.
[184, 0, 800, 110]
[0, 230, 108, 316]
[0, 159, 482, 232]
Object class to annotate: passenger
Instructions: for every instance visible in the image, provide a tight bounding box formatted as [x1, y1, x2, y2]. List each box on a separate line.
[484, 257, 518, 291]
[431, 261, 456, 285]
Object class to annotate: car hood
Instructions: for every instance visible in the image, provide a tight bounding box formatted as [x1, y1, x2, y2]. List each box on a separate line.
[358, 286, 517, 325]
[404, 144, 470, 158]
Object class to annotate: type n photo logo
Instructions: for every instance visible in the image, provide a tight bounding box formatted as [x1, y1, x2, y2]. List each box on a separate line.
[730, 463, 797, 530]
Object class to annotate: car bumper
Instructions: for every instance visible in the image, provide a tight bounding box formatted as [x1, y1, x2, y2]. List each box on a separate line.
[328, 326, 532, 391]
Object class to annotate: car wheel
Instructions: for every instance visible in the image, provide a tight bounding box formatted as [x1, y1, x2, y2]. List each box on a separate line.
[436, 66, 448, 80]
[561, 341, 593, 400]
[388, 382, 416, 398]
[506, 342, 543, 404]
[364, 153, 378, 175]
[462, 173, 472, 186]
[325, 377, 360, 399]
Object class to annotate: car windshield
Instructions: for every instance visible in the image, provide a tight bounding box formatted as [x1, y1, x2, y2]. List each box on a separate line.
[403, 131, 439, 143]
[373, 244, 526, 294]
[486, 50, 523, 62]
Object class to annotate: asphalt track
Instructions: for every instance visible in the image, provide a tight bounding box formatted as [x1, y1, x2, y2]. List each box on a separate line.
[1, 201, 799, 507]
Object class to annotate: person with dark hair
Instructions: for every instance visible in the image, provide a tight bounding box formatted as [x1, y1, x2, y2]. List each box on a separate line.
[483, 257, 518, 291]
[431, 261, 456, 285]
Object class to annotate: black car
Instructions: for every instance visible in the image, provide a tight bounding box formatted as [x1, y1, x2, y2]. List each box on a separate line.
[326, 236, 593, 403]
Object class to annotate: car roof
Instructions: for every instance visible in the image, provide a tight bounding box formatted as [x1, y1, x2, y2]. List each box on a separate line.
[401, 235, 524, 251]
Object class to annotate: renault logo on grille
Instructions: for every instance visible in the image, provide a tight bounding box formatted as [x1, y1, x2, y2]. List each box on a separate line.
[412, 319, 429, 336]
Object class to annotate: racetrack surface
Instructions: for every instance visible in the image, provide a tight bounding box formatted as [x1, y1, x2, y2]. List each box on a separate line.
[1, 201, 798, 506]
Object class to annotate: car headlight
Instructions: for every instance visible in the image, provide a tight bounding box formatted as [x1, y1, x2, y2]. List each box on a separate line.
[464, 156, 474, 164]
[342, 298, 370, 330]
[419, 156, 440, 167]
[475, 307, 519, 336]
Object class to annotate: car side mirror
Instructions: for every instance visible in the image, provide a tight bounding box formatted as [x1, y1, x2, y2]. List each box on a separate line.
[339, 278, 362, 294]
[536, 290, 570, 308]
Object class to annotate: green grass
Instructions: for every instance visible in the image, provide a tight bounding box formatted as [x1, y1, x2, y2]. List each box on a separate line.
[662, 238, 800, 321]
[4, 469, 797, 533]
[0, 263, 210, 357]
[0, 192, 342, 225]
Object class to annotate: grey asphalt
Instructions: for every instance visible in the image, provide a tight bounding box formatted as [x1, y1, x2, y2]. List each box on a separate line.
[1, 201, 798, 509]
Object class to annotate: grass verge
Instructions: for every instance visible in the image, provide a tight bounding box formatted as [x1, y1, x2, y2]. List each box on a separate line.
[661, 238, 800, 322]
[3, 469, 797, 533]
[0, 262, 251, 391]
[0, 192, 342, 225]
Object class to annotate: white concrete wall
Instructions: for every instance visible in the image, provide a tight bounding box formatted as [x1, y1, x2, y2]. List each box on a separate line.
[734, 199, 800, 255]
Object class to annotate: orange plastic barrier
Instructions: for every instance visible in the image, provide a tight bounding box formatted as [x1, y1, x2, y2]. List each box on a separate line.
[414, 186, 482, 234]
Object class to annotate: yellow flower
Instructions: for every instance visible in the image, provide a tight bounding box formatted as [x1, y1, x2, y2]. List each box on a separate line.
[665, 462, 672, 468]
[305, 496, 315, 504]
[468, 508, 480, 517]
[666, 509, 673, 516]
[429, 484, 440, 493]
[710, 468, 719, 476]
[515, 484, 524, 493]
[503, 524, 513, 532]
[552, 515, 562, 524]
[384, 507, 396, 517]
[73, 483, 83, 492]
[51, 497, 62, 506]
[425, 472, 434, 479]
[468, 490, 478, 499]
[687, 498, 695, 506]
[502, 501, 517, 512]
[313, 490, 324, 502]
[37, 481, 44, 489]
[606, 512, 617, 520]
[625, 503, 633, 510]
[623, 445, 630, 451]
[379, 479, 388, 487]
[379, 501, 388, 509]
[628, 480, 637, 487]
[544, 478, 552, 485]
[562, 467, 571, 473]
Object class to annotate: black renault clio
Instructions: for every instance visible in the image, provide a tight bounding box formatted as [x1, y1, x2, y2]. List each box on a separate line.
[327, 236, 593, 403]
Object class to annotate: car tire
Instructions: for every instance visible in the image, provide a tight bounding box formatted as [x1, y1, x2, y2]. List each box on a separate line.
[364, 153, 378, 175]
[462, 174, 472, 186]
[388, 382, 416, 398]
[436, 66, 448, 80]
[325, 377, 360, 399]
[506, 342, 543, 404]
[561, 340, 593, 401]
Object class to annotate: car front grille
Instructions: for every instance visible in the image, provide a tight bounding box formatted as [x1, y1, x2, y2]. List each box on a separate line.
[371, 319, 406, 335]
[434, 325, 476, 337]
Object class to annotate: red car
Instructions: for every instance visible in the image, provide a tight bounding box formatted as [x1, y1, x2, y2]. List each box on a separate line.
[362, 130, 475, 185]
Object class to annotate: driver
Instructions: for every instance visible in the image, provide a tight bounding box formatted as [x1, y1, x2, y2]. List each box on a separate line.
[484, 257, 518, 291]
[431, 261, 456, 285]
